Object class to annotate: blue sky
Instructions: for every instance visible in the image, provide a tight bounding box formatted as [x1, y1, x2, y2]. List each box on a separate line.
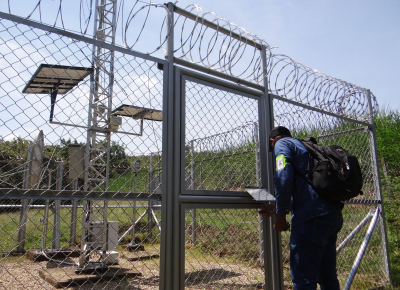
[177, 0, 400, 110]
[1, 0, 399, 110]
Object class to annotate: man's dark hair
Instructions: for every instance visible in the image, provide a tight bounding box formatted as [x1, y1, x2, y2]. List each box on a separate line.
[270, 126, 292, 139]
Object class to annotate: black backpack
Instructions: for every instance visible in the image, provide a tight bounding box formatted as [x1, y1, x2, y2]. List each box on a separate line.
[294, 137, 363, 202]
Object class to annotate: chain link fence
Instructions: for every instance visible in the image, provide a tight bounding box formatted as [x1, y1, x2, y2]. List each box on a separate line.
[0, 14, 164, 289]
[273, 96, 390, 289]
[0, 1, 392, 289]
[184, 79, 260, 192]
[181, 77, 265, 288]
[184, 208, 265, 289]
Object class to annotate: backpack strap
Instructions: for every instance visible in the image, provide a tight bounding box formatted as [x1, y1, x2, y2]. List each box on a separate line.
[286, 156, 314, 188]
[300, 140, 327, 161]
[287, 138, 319, 188]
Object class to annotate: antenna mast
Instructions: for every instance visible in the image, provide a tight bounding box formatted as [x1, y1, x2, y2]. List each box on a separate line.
[78, 0, 117, 273]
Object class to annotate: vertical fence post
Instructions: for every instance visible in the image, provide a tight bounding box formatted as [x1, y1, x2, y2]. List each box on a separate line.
[259, 44, 283, 290]
[52, 160, 63, 249]
[17, 142, 33, 252]
[227, 168, 232, 189]
[254, 122, 264, 263]
[129, 159, 140, 247]
[366, 89, 392, 282]
[69, 180, 78, 246]
[190, 140, 196, 244]
[41, 199, 50, 250]
[159, 2, 184, 290]
[381, 157, 389, 178]
[381, 158, 392, 194]
[148, 154, 154, 241]
[132, 171, 138, 244]
[199, 166, 203, 189]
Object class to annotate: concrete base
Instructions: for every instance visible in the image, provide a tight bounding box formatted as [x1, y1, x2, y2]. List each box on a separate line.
[0, 251, 23, 258]
[122, 251, 159, 261]
[27, 249, 80, 262]
[104, 251, 119, 265]
[39, 265, 141, 288]
[126, 243, 145, 252]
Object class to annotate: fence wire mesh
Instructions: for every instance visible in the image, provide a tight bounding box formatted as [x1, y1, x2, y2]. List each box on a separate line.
[273, 98, 376, 200]
[278, 206, 388, 289]
[184, 208, 265, 289]
[182, 79, 265, 287]
[273, 97, 390, 289]
[184, 80, 260, 192]
[0, 16, 164, 289]
[0, 1, 391, 289]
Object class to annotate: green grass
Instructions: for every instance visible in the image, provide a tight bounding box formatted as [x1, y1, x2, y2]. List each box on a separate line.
[381, 176, 400, 287]
[1, 108, 400, 288]
[0, 201, 161, 252]
[0, 203, 396, 289]
[375, 108, 400, 287]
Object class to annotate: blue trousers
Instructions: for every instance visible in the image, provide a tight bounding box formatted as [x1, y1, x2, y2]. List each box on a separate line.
[290, 209, 343, 290]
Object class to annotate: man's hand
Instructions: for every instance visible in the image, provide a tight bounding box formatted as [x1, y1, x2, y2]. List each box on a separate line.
[273, 214, 290, 232]
[258, 204, 276, 218]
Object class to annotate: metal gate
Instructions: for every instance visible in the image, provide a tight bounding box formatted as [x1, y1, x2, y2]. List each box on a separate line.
[178, 69, 277, 289]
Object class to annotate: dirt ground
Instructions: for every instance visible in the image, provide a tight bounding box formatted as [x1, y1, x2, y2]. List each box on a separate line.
[0, 250, 387, 289]
[0, 251, 270, 290]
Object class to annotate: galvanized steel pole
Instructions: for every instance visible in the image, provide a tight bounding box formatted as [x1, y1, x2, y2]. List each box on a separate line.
[160, 2, 182, 289]
[69, 180, 78, 246]
[260, 44, 283, 290]
[52, 160, 63, 249]
[254, 122, 264, 263]
[366, 89, 392, 282]
[148, 154, 154, 240]
[190, 140, 197, 244]
[344, 207, 380, 290]
[336, 209, 374, 255]
[17, 142, 33, 252]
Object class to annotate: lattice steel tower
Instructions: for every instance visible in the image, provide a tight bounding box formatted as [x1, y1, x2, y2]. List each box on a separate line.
[78, 0, 117, 273]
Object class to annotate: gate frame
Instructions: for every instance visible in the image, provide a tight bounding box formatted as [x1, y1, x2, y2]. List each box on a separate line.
[159, 58, 283, 288]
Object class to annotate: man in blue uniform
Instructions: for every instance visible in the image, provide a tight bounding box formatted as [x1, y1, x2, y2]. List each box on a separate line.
[259, 126, 343, 290]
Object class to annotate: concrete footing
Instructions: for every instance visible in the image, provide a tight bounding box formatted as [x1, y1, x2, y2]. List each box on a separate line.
[39, 265, 141, 288]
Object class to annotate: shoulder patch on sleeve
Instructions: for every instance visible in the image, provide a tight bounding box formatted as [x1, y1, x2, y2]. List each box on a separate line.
[276, 155, 287, 171]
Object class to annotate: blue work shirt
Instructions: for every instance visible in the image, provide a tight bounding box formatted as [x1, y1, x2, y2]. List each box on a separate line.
[274, 137, 341, 225]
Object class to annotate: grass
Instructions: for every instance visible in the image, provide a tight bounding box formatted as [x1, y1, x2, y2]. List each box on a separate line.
[381, 176, 400, 287]
[1, 109, 400, 289]
[0, 202, 396, 289]
[0, 201, 162, 252]
[375, 108, 400, 287]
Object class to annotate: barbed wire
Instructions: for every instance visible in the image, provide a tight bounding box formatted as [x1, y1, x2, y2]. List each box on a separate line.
[173, 4, 270, 81]
[1, 0, 378, 118]
[190, 122, 256, 153]
[266, 54, 377, 118]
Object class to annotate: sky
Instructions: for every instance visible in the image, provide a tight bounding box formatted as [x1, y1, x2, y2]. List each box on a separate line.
[174, 0, 400, 110]
[1, 0, 399, 111]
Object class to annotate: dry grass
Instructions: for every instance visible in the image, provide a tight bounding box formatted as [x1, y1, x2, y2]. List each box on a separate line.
[0, 251, 273, 290]
[0, 250, 394, 290]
